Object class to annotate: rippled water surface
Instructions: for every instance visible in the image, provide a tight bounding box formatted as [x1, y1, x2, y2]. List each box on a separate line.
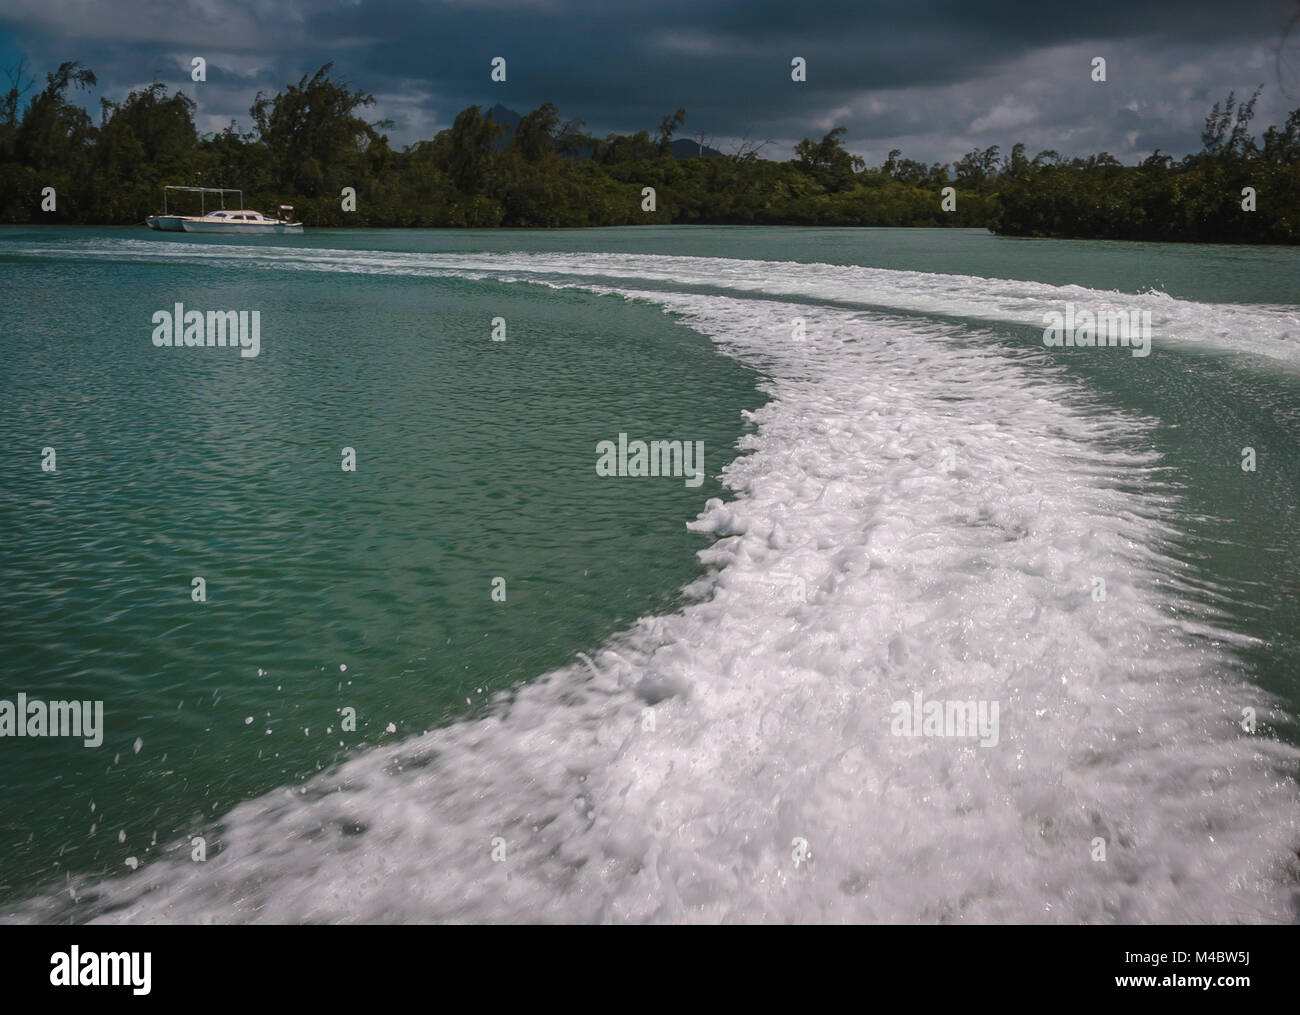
[1, 226, 1297, 922]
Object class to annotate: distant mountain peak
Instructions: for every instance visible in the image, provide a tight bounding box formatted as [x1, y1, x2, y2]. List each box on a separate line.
[668, 137, 724, 159]
[486, 103, 522, 129]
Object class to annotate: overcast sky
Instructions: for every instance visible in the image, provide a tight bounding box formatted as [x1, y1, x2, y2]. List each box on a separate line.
[2, 0, 1299, 166]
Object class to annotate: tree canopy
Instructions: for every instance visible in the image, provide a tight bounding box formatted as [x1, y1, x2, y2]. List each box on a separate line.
[1, 61, 1296, 242]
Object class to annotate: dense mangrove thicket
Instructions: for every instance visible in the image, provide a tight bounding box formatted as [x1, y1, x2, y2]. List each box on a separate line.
[2, 61, 1297, 240]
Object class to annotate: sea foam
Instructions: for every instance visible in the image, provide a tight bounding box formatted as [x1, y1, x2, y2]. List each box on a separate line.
[7, 250, 1297, 923]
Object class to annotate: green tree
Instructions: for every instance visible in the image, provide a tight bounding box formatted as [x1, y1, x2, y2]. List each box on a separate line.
[445, 105, 503, 192]
[16, 60, 96, 175]
[793, 127, 863, 191]
[655, 107, 687, 156]
[511, 103, 560, 163]
[249, 62, 387, 198]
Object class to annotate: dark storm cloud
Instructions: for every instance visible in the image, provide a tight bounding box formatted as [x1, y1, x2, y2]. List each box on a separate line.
[2, 0, 1297, 164]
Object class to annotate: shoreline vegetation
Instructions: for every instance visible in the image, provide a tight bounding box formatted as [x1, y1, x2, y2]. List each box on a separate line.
[2, 61, 1298, 243]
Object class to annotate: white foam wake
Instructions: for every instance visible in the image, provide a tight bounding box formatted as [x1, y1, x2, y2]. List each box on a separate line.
[29, 240, 1300, 366]
[9, 272, 1296, 924]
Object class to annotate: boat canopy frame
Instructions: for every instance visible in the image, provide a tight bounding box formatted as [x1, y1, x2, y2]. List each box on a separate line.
[160, 186, 244, 216]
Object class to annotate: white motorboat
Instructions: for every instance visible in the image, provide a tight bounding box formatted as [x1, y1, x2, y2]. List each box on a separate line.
[146, 186, 240, 231]
[181, 209, 303, 234]
[146, 187, 302, 234]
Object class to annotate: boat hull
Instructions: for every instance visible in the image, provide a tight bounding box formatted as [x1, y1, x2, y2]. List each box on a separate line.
[180, 219, 304, 235]
[145, 215, 189, 231]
